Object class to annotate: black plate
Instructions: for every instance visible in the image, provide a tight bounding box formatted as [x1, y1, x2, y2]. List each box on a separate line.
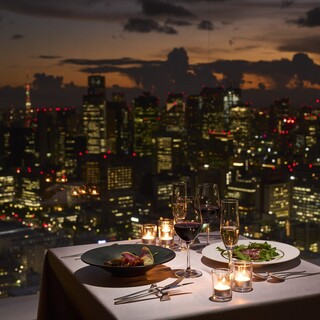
[81, 244, 176, 277]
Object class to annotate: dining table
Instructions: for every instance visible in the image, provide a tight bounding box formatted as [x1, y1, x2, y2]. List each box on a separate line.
[37, 233, 320, 320]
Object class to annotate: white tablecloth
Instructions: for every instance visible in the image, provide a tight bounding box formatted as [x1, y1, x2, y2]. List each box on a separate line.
[37, 237, 320, 320]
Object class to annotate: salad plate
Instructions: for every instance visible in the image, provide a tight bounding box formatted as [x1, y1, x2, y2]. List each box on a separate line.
[81, 244, 176, 277]
[202, 239, 300, 266]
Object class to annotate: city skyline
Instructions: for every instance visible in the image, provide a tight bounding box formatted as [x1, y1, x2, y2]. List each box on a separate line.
[1, 0, 320, 108]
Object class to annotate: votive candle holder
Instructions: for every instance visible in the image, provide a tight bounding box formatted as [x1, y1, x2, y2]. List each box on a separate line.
[141, 224, 157, 245]
[211, 268, 233, 302]
[232, 261, 253, 292]
[158, 218, 174, 248]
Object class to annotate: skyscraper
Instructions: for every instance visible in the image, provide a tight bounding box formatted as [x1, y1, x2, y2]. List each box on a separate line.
[82, 75, 107, 155]
[132, 92, 159, 157]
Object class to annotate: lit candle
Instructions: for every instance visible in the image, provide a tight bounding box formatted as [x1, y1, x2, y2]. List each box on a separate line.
[143, 231, 154, 240]
[141, 224, 157, 244]
[214, 283, 232, 298]
[232, 261, 253, 292]
[234, 273, 251, 288]
[211, 268, 233, 302]
[158, 218, 174, 247]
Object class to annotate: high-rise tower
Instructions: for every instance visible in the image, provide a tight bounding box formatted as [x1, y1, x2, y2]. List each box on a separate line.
[82, 75, 107, 154]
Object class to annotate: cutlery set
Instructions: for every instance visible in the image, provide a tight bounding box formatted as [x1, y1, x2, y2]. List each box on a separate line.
[253, 270, 306, 282]
[114, 277, 193, 304]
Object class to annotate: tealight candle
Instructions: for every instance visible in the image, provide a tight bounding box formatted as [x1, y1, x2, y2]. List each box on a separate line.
[232, 261, 253, 292]
[141, 224, 157, 245]
[158, 218, 174, 248]
[211, 268, 233, 302]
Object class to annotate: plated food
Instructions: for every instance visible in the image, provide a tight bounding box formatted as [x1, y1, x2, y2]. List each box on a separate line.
[202, 240, 300, 266]
[81, 244, 176, 276]
[105, 246, 155, 267]
[216, 241, 281, 262]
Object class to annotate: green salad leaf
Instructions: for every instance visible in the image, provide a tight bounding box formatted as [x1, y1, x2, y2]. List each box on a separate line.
[217, 241, 282, 262]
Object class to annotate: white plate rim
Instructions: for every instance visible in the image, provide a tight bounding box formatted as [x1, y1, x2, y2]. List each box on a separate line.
[202, 239, 300, 266]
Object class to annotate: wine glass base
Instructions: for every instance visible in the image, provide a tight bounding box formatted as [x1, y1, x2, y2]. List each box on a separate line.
[175, 269, 202, 278]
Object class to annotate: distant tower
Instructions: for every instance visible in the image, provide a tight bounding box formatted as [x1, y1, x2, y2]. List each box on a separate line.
[82, 75, 107, 154]
[24, 73, 32, 128]
[132, 92, 159, 157]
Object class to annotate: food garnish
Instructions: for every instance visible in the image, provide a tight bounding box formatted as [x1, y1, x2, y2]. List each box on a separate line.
[217, 241, 281, 262]
[105, 246, 155, 267]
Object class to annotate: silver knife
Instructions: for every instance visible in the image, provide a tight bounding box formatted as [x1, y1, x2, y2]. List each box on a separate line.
[114, 277, 184, 301]
[114, 283, 193, 304]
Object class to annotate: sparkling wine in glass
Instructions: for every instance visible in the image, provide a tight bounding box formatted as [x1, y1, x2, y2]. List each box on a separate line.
[196, 183, 220, 246]
[220, 199, 240, 269]
[174, 196, 203, 278]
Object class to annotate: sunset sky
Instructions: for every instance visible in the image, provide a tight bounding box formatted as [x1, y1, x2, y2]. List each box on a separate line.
[1, 0, 320, 108]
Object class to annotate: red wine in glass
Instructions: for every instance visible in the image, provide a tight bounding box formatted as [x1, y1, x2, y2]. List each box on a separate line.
[174, 222, 203, 243]
[174, 196, 203, 278]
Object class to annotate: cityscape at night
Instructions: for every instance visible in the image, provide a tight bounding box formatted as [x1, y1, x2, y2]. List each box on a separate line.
[0, 0, 320, 307]
[0, 73, 319, 299]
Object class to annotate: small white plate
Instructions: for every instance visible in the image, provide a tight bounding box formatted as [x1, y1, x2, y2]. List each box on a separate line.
[202, 239, 300, 266]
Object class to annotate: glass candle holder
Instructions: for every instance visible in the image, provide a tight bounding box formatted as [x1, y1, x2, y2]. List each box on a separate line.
[158, 218, 174, 248]
[210, 268, 233, 302]
[232, 261, 253, 292]
[141, 224, 157, 245]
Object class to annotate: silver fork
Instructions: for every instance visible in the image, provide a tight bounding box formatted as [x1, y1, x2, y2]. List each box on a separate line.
[253, 270, 306, 281]
[268, 271, 306, 282]
[114, 277, 192, 304]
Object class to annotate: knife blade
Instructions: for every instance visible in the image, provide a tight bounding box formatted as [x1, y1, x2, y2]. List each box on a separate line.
[114, 282, 193, 304]
[114, 277, 184, 301]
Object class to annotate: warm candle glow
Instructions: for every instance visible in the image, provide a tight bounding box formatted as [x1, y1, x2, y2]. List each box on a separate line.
[142, 230, 154, 240]
[215, 283, 231, 290]
[232, 261, 253, 292]
[141, 224, 157, 244]
[158, 218, 174, 247]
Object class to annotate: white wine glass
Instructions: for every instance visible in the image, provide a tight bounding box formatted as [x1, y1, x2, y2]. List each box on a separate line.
[220, 199, 240, 269]
[174, 196, 203, 278]
[196, 183, 220, 246]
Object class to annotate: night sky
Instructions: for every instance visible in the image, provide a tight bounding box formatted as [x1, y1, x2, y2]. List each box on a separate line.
[1, 0, 320, 108]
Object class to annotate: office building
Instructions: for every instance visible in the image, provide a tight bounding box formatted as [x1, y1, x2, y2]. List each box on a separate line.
[82, 75, 107, 155]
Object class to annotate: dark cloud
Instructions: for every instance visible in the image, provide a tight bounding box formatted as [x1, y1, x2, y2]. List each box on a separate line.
[62, 57, 161, 66]
[290, 7, 320, 27]
[63, 47, 320, 103]
[123, 18, 177, 34]
[198, 20, 214, 30]
[278, 36, 320, 55]
[281, 1, 294, 8]
[165, 19, 192, 26]
[140, 0, 194, 17]
[0, 73, 84, 108]
[39, 55, 62, 59]
[1, 48, 320, 109]
[11, 34, 24, 40]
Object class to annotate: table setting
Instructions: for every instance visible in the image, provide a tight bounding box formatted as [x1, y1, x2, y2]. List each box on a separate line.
[37, 183, 320, 320]
[37, 233, 320, 320]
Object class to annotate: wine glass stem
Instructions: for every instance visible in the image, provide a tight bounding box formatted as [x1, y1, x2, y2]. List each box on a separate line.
[186, 242, 191, 272]
[227, 249, 233, 269]
[206, 224, 210, 246]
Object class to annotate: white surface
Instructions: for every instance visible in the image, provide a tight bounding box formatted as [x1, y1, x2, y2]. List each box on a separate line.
[38, 239, 320, 320]
[202, 239, 301, 266]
